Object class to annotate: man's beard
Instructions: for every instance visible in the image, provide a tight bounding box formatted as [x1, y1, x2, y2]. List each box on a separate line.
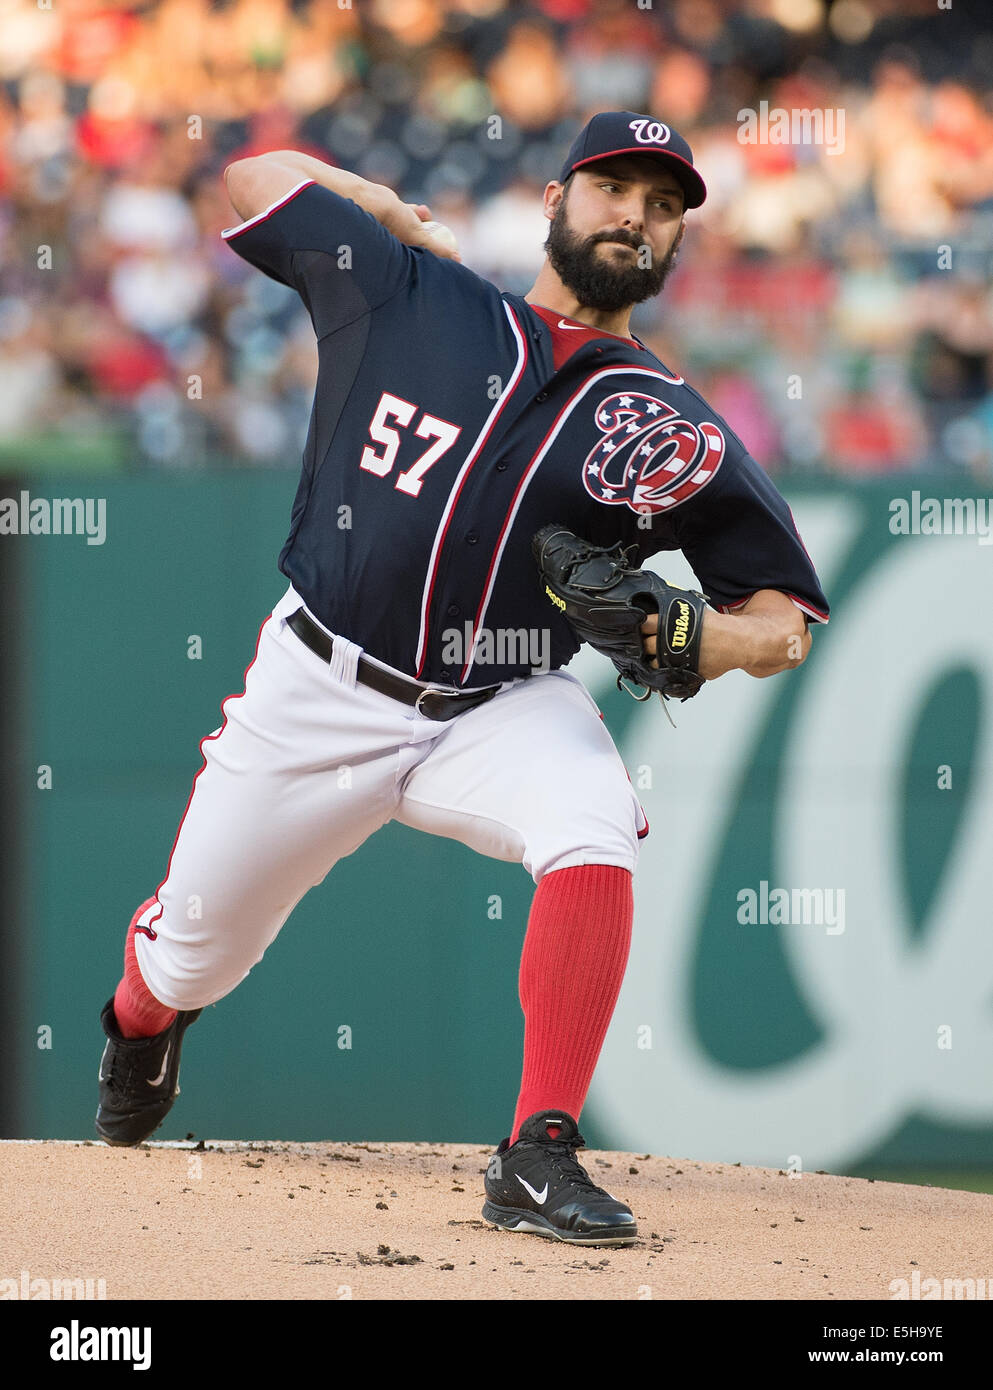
[544, 198, 681, 312]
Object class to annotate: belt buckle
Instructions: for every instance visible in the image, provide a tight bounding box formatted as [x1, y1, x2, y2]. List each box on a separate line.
[415, 684, 463, 720]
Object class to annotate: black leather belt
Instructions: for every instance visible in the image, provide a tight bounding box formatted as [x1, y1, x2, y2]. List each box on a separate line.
[286, 608, 501, 722]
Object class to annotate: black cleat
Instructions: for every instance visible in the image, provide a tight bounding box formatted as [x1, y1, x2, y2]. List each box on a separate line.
[482, 1109, 638, 1246]
[95, 998, 201, 1147]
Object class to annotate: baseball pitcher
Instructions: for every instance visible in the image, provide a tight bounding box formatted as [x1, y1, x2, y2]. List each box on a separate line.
[95, 111, 829, 1246]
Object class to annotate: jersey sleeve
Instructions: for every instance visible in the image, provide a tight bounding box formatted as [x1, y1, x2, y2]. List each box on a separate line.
[221, 179, 416, 336]
[662, 451, 830, 623]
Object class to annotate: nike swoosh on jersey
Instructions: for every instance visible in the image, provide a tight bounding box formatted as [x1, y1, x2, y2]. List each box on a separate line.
[557, 320, 586, 330]
[516, 1174, 549, 1204]
[146, 1045, 171, 1087]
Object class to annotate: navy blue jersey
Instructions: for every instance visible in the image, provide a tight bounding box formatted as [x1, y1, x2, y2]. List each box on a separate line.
[223, 179, 829, 687]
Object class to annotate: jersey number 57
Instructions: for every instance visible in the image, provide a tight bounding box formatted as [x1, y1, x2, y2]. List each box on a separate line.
[359, 391, 462, 497]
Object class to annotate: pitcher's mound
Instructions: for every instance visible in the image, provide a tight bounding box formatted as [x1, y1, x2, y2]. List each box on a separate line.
[1, 1140, 988, 1300]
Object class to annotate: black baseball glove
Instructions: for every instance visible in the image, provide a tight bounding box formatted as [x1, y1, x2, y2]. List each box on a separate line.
[532, 524, 708, 702]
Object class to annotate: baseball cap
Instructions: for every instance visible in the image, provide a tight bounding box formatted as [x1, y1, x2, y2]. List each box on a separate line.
[559, 111, 707, 209]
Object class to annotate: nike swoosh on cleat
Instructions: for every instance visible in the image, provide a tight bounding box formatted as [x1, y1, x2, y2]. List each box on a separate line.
[98, 1042, 111, 1084]
[146, 1045, 171, 1087]
[516, 1174, 549, 1204]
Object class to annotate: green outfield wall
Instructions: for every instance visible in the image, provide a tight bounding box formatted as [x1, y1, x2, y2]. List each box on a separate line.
[3, 471, 992, 1176]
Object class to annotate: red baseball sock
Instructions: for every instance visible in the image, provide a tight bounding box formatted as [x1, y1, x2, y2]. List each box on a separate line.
[510, 864, 633, 1144]
[112, 899, 178, 1040]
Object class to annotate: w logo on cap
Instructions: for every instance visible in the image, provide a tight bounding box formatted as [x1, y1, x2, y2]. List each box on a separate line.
[628, 119, 671, 146]
[559, 111, 707, 208]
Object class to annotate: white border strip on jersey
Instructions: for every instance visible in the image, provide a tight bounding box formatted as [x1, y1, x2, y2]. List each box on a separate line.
[786, 595, 829, 623]
[461, 364, 693, 682]
[413, 300, 529, 677]
[719, 593, 829, 624]
[220, 178, 316, 240]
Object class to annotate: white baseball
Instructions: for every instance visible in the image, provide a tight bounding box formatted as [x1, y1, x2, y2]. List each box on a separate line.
[421, 221, 460, 255]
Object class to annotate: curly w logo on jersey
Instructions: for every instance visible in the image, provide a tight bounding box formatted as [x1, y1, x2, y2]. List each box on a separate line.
[583, 392, 726, 516]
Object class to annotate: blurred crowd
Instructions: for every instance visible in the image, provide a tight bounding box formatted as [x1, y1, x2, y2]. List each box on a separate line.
[1, 0, 992, 476]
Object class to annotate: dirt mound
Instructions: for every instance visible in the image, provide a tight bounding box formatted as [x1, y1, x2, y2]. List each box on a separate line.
[1, 1140, 988, 1300]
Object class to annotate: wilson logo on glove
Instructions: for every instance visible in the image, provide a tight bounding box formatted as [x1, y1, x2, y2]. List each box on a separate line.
[666, 600, 694, 652]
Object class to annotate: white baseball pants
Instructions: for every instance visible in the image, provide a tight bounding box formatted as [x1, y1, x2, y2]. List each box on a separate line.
[135, 586, 647, 1011]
